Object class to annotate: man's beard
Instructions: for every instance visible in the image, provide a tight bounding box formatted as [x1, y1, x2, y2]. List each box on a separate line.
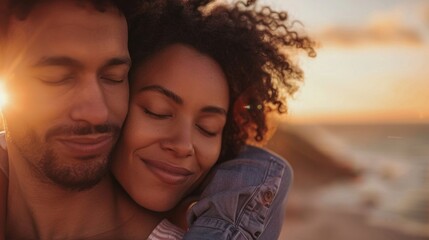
[11, 123, 120, 191]
[38, 147, 110, 191]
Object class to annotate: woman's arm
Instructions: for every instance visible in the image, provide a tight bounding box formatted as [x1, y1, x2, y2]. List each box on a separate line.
[183, 145, 293, 240]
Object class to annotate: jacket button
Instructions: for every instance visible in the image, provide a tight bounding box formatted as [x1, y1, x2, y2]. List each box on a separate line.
[262, 190, 274, 206]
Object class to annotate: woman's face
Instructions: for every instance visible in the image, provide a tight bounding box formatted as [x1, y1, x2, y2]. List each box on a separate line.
[112, 44, 229, 211]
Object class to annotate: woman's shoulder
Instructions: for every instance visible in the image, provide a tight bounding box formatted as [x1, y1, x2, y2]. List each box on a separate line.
[184, 145, 293, 240]
[222, 144, 292, 176]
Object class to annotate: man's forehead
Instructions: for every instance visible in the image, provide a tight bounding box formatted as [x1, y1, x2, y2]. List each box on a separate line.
[8, 0, 127, 45]
[8, 1, 127, 46]
[3, 0, 128, 73]
[9, 0, 122, 20]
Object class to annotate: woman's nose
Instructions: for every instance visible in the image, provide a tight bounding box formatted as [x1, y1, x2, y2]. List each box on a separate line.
[160, 122, 195, 158]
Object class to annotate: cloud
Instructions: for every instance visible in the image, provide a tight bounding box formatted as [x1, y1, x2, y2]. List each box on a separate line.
[316, 9, 423, 48]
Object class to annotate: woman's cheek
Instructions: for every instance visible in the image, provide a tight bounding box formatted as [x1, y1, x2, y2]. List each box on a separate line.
[198, 136, 222, 170]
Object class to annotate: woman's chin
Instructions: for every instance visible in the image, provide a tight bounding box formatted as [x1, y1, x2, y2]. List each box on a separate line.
[134, 194, 178, 213]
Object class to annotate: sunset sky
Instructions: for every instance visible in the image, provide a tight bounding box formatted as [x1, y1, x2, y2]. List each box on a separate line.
[263, 0, 429, 124]
[1, 0, 428, 125]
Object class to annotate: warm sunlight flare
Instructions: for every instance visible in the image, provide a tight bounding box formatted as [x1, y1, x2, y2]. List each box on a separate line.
[0, 79, 9, 109]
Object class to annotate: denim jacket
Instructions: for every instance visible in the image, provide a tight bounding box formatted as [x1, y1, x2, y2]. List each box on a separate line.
[183, 145, 293, 240]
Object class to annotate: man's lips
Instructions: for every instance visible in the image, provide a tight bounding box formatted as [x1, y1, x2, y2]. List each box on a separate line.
[56, 134, 113, 158]
[141, 158, 193, 185]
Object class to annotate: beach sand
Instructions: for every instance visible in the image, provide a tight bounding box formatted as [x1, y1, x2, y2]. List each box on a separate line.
[266, 126, 428, 240]
[279, 204, 428, 240]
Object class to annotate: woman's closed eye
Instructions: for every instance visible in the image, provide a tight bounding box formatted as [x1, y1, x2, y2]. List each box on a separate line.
[143, 108, 172, 119]
[196, 124, 220, 137]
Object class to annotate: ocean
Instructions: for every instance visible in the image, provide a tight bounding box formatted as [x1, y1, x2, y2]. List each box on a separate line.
[287, 123, 429, 237]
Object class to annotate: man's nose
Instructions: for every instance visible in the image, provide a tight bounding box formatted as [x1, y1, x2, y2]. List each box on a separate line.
[70, 79, 109, 126]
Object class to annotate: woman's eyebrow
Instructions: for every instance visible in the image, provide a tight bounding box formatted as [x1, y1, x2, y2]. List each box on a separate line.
[139, 85, 227, 115]
[139, 85, 183, 104]
[201, 106, 227, 116]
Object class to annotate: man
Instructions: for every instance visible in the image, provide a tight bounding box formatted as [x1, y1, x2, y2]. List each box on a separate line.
[1, 1, 162, 238]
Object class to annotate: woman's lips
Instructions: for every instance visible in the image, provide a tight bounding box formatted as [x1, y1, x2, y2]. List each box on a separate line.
[141, 158, 193, 185]
[56, 134, 113, 158]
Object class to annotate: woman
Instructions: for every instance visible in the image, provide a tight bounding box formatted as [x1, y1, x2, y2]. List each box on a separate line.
[112, 0, 315, 238]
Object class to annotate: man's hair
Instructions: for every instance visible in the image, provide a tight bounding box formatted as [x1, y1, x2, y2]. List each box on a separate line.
[128, 0, 316, 161]
[3, 0, 137, 20]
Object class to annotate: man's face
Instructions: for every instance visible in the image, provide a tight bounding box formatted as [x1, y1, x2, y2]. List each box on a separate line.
[2, 1, 130, 190]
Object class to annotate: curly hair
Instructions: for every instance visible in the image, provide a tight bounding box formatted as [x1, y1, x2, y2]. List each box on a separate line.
[128, 0, 315, 161]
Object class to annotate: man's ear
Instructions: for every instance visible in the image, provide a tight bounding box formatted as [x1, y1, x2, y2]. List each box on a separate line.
[0, 131, 8, 179]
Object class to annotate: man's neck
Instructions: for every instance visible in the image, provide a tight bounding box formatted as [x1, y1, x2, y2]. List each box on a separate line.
[6, 145, 161, 239]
